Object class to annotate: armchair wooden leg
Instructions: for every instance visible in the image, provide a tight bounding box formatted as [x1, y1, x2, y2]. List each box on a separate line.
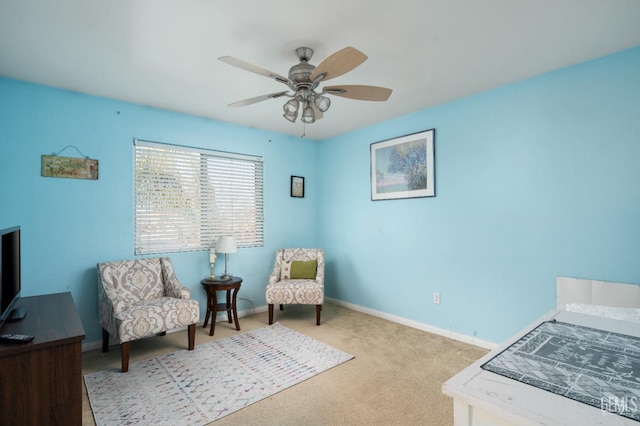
[102, 328, 109, 353]
[279, 304, 284, 311]
[121, 342, 130, 373]
[188, 323, 196, 350]
[316, 305, 322, 326]
[268, 304, 274, 325]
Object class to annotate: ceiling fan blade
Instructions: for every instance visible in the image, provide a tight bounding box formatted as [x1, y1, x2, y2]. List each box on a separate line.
[309, 47, 367, 82]
[228, 91, 289, 107]
[323, 85, 392, 101]
[219, 56, 290, 85]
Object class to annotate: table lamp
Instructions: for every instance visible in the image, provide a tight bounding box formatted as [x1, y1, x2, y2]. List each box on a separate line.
[209, 248, 217, 279]
[216, 235, 237, 280]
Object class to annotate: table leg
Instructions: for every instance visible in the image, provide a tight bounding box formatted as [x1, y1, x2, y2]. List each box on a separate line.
[203, 292, 211, 328]
[232, 287, 241, 331]
[226, 289, 232, 323]
[209, 290, 218, 336]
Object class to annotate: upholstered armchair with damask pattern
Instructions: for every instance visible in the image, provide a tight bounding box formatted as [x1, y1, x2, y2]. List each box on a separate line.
[97, 257, 200, 372]
[266, 248, 325, 325]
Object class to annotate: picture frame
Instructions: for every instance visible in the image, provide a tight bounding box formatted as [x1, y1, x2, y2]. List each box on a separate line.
[41, 155, 99, 180]
[291, 176, 305, 198]
[370, 129, 435, 201]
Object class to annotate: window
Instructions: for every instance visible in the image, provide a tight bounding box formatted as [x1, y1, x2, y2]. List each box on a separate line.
[134, 139, 264, 255]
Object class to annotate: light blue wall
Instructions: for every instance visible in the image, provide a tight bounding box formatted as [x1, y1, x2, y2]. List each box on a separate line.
[318, 46, 640, 343]
[0, 78, 319, 343]
[2, 46, 639, 346]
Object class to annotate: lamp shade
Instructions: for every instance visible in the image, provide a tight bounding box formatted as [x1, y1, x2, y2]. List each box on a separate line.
[283, 98, 299, 114]
[315, 95, 331, 112]
[216, 235, 237, 254]
[283, 110, 297, 122]
[301, 105, 315, 123]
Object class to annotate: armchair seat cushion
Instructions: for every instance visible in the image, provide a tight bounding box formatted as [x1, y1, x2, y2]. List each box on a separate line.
[266, 279, 324, 305]
[115, 297, 200, 343]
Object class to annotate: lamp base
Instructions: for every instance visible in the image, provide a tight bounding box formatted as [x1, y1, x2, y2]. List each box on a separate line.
[218, 274, 232, 281]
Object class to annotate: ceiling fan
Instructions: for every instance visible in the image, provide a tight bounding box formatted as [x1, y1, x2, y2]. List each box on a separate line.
[219, 46, 392, 124]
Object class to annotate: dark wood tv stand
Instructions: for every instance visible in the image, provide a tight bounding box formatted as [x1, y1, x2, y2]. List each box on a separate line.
[0, 292, 85, 425]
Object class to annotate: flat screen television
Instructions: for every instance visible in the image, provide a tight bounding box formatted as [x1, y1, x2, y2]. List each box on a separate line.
[0, 226, 24, 329]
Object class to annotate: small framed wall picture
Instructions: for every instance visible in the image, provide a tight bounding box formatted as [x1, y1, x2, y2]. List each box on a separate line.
[291, 176, 305, 198]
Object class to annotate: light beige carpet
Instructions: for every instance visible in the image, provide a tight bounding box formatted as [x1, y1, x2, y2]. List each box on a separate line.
[82, 303, 487, 425]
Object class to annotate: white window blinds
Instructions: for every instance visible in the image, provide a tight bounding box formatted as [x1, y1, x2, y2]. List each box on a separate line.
[134, 139, 264, 255]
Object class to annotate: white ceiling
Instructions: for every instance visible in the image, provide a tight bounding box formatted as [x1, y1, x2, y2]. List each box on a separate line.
[1, 1, 640, 140]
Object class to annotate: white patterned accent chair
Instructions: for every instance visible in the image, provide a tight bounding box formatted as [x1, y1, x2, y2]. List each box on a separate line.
[266, 248, 325, 325]
[97, 257, 200, 372]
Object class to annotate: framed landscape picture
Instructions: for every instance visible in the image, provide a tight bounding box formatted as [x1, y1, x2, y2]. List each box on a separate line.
[370, 129, 435, 201]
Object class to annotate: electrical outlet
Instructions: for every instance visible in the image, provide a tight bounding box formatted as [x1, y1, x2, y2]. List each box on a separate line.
[433, 292, 441, 304]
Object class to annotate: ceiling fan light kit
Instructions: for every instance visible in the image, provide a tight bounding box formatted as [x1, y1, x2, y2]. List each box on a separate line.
[219, 46, 392, 125]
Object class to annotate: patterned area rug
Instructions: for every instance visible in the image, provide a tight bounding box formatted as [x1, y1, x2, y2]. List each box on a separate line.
[85, 323, 354, 425]
[481, 320, 640, 421]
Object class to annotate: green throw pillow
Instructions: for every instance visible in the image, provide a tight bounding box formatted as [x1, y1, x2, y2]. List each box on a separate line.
[290, 259, 317, 279]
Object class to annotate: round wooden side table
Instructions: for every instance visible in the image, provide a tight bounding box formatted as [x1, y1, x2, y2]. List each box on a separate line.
[201, 276, 243, 336]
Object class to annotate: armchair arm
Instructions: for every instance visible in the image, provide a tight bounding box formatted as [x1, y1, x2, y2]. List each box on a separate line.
[164, 275, 191, 299]
[268, 249, 284, 285]
[268, 267, 281, 286]
[97, 269, 128, 335]
[96, 266, 129, 313]
[315, 249, 325, 286]
[160, 257, 191, 299]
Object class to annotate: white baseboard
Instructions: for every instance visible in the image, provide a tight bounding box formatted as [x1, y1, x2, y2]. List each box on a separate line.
[325, 297, 498, 350]
[82, 300, 496, 352]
